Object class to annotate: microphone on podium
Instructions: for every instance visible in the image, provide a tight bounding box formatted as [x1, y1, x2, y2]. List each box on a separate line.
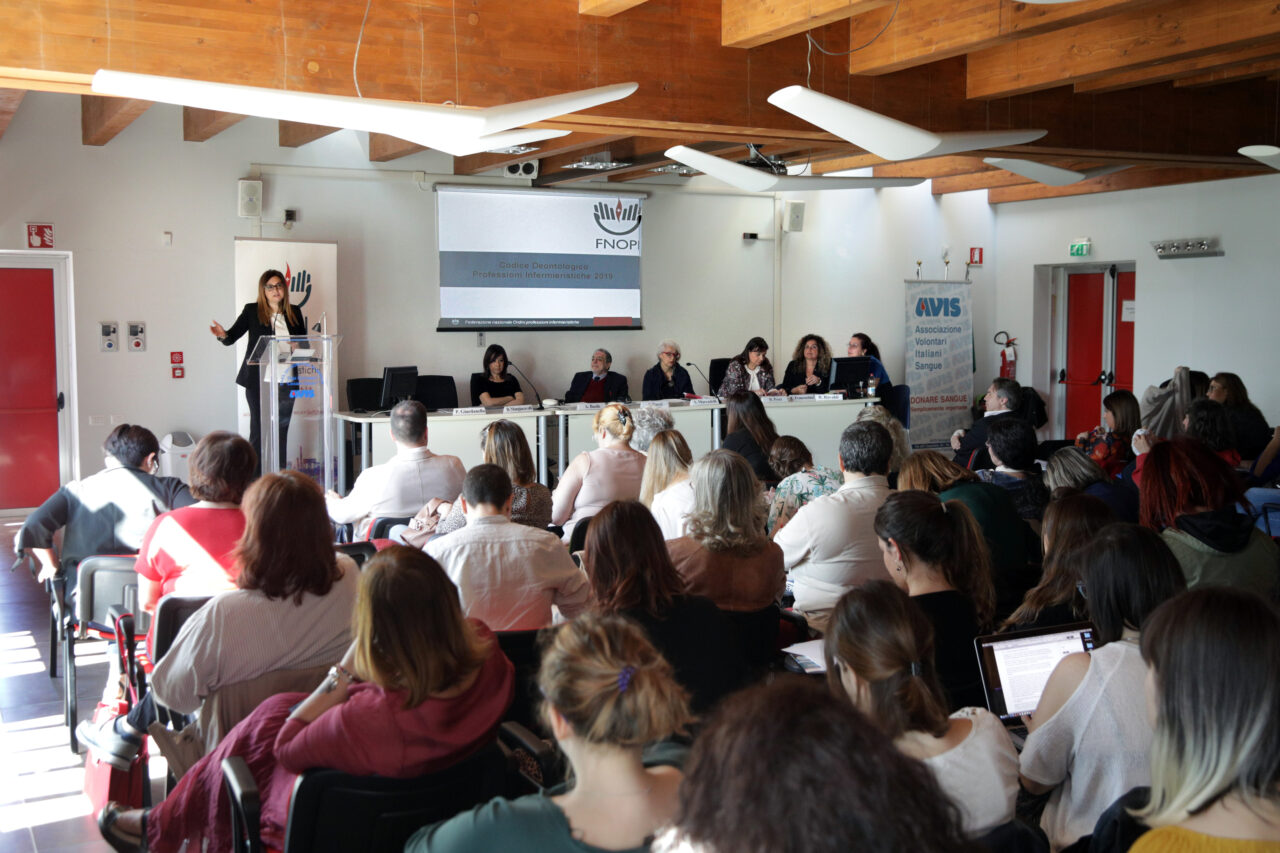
[506, 361, 546, 409]
[685, 362, 721, 402]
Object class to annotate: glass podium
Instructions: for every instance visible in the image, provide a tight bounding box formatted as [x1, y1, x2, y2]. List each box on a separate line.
[247, 334, 342, 492]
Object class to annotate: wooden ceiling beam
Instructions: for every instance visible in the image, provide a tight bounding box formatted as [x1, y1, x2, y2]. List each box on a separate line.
[722, 0, 889, 50]
[182, 107, 245, 142]
[279, 121, 340, 147]
[368, 133, 425, 162]
[0, 67, 93, 95]
[987, 166, 1267, 203]
[580, 0, 649, 16]
[845, 0, 1160, 76]
[810, 152, 885, 173]
[453, 132, 624, 175]
[968, 0, 1280, 98]
[0, 89, 24, 140]
[870, 155, 990, 179]
[81, 95, 150, 145]
[1175, 58, 1280, 88]
[1074, 43, 1280, 94]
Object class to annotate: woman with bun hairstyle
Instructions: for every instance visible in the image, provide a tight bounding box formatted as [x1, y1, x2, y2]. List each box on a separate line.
[551, 403, 646, 543]
[826, 580, 1018, 837]
[873, 490, 995, 711]
[209, 269, 307, 474]
[407, 613, 691, 853]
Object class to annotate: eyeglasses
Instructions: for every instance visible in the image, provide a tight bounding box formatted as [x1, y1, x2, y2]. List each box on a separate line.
[660, 351, 679, 358]
[264, 283, 285, 291]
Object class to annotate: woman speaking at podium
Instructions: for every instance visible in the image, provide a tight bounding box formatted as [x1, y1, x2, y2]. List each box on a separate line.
[209, 269, 306, 475]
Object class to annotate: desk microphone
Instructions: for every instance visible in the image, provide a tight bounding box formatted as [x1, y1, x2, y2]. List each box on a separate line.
[685, 362, 721, 402]
[507, 362, 546, 409]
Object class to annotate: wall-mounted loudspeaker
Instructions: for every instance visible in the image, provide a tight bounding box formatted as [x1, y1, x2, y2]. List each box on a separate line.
[238, 179, 263, 218]
[782, 199, 806, 233]
[504, 161, 539, 179]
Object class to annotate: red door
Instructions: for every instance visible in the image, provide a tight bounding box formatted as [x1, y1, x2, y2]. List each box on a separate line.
[1112, 271, 1135, 392]
[1063, 273, 1106, 439]
[0, 267, 61, 509]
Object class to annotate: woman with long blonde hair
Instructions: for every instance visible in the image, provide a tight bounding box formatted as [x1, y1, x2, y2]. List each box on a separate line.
[641, 430, 695, 540]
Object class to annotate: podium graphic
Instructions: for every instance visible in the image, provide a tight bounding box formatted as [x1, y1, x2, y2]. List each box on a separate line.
[248, 334, 342, 492]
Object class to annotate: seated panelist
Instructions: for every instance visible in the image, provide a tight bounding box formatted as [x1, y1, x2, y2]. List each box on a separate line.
[642, 339, 695, 400]
[564, 348, 629, 403]
[471, 344, 524, 408]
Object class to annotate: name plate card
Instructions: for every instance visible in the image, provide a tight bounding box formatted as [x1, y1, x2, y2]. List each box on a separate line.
[573, 403, 605, 411]
[815, 393, 845, 401]
[789, 394, 817, 401]
[761, 395, 789, 405]
[689, 397, 720, 407]
[503, 404, 536, 413]
[636, 399, 670, 408]
[451, 406, 487, 415]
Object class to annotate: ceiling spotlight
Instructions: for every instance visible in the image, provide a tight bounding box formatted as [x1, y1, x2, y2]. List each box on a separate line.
[487, 144, 540, 155]
[567, 157, 632, 170]
[649, 164, 695, 176]
[1150, 238, 1224, 260]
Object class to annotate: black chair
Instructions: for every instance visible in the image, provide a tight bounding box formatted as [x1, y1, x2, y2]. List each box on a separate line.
[222, 740, 508, 853]
[708, 357, 731, 396]
[881, 383, 911, 430]
[414, 374, 458, 411]
[495, 629, 543, 732]
[469, 373, 486, 407]
[723, 604, 781, 673]
[346, 377, 382, 413]
[978, 819, 1050, 853]
[335, 541, 378, 568]
[567, 515, 593, 554]
[368, 517, 411, 540]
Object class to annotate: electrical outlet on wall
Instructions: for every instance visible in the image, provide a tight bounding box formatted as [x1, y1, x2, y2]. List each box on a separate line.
[477, 332, 486, 348]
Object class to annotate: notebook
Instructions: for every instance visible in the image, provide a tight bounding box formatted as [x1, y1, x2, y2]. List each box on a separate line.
[974, 622, 1096, 723]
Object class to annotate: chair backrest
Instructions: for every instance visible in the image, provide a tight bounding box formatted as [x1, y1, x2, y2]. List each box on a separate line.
[495, 629, 543, 731]
[882, 383, 911, 430]
[198, 664, 332, 751]
[282, 741, 508, 853]
[335, 541, 377, 568]
[151, 594, 213, 662]
[369, 517, 411, 541]
[347, 377, 382, 412]
[722, 604, 780, 671]
[469, 372, 485, 407]
[415, 374, 459, 411]
[567, 516, 593, 554]
[75, 556, 140, 631]
[708, 358, 731, 396]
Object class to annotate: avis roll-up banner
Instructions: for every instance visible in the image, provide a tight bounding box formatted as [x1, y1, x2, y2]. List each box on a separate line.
[232, 239, 338, 478]
[904, 280, 974, 450]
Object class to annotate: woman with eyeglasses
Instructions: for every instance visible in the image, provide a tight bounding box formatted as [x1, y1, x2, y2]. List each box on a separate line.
[209, 269, 307, 474]
[642, 339, 695, 400]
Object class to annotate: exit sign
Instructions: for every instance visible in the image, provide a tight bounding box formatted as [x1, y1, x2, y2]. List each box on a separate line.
[1069, 239, 1092, 257]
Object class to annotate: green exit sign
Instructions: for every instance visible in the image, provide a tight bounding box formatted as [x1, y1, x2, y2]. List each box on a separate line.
[1069, 240, 1092, 257]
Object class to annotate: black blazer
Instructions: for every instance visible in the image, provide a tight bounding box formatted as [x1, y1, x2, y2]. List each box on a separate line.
[953, 409, 1018, 470]
[780, 359, 830, 394]
[642, 363, 694, 400]
[564, 370, 629, 403]
[220, 303, 307, 388]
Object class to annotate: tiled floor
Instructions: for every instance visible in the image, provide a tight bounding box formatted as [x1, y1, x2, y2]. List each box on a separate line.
[0, 514, 164, 853]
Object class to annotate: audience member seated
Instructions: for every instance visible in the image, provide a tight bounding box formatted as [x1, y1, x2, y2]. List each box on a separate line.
[1018, 524, 1186, 852]
[873, 490, 994, 711]
[1244, 425, 1280, 534]
[950, 377, 1021, 470]
[826, 581, 1018, 837]
[1001, 493, 1113, 632]
[551, 403, 646, 543]
[898, 451, 1035, 623]
[133, 431, 256, 656]
[79, 471, 360, 780]
[427, 465, 589, 630]
[667, 450, 785, 613]
[1132, 398, 1243, 488]
[325, 400, 465, 538]
[406, 614, 690, 853]
[629, 405, 674, 453]
[564, 348, 629, 404]
[1139, 438, 1279, 599]
[641, 430, 695, 540]
[650, 678, 972, 853]
[780, 333, 832, 395]
[717, 336, 785, 398]
[765, 435, 840, 536]
[976, 417, 1051, 523]
[847, 331, 892, 386]
[854, 404, 909, 485]
[98, 546, 513, 853]
[641, 339, 694, 401]
[1208, 371, 1272, 460]
[1043, 447, 1138, 523]
[1139, 366, 1208, 440]
[431, 420, 552, 538]
[774, 422, 893, 632]
[583, 501, 747, 713]
[471, 344, 524, 407]
[17, 424, 192, 591]
[1119, 587, 1280, 852]
[720, 391, 780, 484]
[1075, 389, 1140, 477]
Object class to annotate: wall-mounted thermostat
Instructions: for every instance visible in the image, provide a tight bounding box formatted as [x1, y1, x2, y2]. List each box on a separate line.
[127, 321, 146, 352]
[100, 321, 119, 352]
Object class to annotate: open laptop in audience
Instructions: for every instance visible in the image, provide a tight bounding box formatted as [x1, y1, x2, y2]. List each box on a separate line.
[974, 622, 1096, 749]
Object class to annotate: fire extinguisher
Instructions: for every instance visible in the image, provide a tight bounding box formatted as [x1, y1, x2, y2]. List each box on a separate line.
[995, 331, 1018, 380]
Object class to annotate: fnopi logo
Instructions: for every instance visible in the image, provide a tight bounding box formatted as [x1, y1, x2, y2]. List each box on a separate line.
[915, 297, 963, 318]
[593, 199, 642, 236]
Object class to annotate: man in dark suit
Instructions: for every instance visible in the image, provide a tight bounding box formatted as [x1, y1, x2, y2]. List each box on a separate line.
[564, 348, 630, 403]
[951, 377, 1021, 470]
